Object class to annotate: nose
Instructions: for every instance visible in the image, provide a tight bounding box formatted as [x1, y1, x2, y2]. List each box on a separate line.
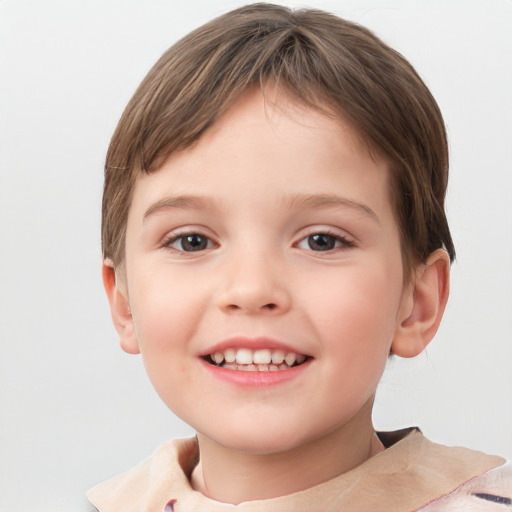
[215, 250, 291, 315]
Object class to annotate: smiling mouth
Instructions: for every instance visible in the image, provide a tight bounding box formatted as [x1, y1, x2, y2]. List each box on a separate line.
[203, 348, 309, 371]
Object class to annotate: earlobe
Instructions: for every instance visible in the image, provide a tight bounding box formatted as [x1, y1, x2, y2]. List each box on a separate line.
[391, 249, 450, 358]
[102, 261, 140, 355]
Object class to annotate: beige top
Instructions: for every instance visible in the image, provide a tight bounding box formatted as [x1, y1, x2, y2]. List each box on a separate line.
[88, 429, 511, 512]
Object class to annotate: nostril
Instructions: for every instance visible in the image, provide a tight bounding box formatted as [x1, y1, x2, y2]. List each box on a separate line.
[225, 302, 277, 312]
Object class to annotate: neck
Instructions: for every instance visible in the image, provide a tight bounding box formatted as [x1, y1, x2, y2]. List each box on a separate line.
[190, 401, 384, 504]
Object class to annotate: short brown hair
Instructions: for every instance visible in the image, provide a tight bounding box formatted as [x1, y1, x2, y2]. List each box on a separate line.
[101, 3, 455, 275]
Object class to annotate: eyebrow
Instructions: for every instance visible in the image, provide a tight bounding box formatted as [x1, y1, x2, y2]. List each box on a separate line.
[284, 193, 380, 223]
[143, 195, 215, 221]
[143, 193, 379, 223]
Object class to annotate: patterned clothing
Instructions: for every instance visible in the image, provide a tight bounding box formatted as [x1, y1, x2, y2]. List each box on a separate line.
[88, 429, 511, 511]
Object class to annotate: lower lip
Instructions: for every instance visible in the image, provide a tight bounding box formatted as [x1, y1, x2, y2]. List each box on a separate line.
[200, 358, 311, 387]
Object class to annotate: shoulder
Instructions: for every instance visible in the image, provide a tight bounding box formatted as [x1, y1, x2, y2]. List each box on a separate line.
[87, 437, 198, 512]
[417, 460, 512, 511]
[369, 429, 510, 511]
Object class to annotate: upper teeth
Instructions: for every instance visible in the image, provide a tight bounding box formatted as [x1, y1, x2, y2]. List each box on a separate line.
[211, 348, 306, 367]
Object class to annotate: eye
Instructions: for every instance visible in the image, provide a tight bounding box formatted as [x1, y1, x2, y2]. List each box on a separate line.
[165, 233, 215, 252]
[297, 233, 353, 252]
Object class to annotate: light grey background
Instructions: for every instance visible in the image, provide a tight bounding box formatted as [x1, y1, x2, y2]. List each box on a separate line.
[1, 1, 511, 510]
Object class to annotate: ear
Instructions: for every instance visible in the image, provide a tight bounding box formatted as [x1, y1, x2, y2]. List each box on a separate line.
[391, 249, 450, 358]
[102, 260, 140, 354]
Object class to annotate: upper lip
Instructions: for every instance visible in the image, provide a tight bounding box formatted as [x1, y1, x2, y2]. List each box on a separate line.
[199, 336, 310, 357]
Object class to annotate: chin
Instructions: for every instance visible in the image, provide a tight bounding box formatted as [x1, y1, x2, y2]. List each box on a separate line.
[199, 420, 321, 456]
[219, 436, 303, 456]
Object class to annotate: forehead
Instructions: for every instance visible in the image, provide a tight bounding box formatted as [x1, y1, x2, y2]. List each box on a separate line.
[128, 88, 393, 224]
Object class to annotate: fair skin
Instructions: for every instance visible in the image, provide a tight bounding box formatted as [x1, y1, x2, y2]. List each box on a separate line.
[104, 88, 450, 504]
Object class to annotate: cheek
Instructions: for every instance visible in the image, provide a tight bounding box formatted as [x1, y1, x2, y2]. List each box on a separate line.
[305, 264, 402, 377]
[310, 263, 401, 337]
[129, 285, 200, 412]
[127, 269, 204, 385]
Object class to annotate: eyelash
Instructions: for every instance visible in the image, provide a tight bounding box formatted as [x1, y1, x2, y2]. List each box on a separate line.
[162, 232, 217, 253]
[295, 231, 355, 252]
[162, 230, 354, 254]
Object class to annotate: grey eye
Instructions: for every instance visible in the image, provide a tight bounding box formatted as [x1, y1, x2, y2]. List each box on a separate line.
[297, 232, 354, 252]
[306, 234, 338, 251]
[169, 234, 212, 252]
[180, 234, 208, 251]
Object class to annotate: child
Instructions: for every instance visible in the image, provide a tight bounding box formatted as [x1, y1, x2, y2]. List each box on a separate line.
[88, 3, 511, 511]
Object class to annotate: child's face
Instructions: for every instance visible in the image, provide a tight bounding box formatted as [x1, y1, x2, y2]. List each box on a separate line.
[118, 88, 414, 454]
